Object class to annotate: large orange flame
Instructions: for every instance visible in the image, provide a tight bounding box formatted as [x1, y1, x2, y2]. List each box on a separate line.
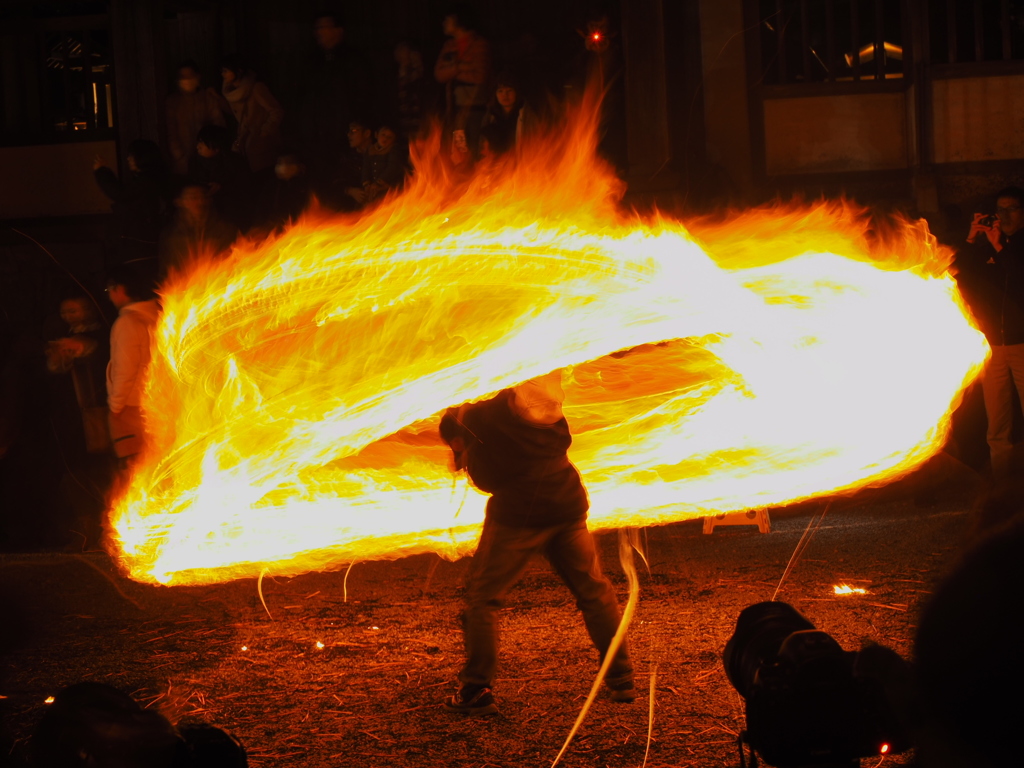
[109, 96, 988, 586]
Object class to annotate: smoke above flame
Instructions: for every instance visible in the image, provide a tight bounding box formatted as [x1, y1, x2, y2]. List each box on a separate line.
[108, 95, 988, 586]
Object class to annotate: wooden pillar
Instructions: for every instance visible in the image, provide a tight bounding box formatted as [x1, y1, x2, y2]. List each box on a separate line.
[699, 0, 755, 197]
[664, 0, 708, 203]
[908, 0, 939, 215]
[110, 0, 164, 154]
[620, 0, 676, 191]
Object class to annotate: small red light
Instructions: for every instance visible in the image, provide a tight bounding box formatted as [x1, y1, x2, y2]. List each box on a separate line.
[592, 32, 602, 40]
[880, 743, 890, 754]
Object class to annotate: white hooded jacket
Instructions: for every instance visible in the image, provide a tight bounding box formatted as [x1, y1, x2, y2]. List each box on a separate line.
[106, 299, 160, 414]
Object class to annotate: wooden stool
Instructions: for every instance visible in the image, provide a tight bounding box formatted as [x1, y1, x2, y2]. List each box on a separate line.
[702, 508, 771, 534]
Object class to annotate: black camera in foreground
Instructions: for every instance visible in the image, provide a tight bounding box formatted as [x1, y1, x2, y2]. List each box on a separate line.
[723, 602, 911, 768]
[33, 682, 247, 768]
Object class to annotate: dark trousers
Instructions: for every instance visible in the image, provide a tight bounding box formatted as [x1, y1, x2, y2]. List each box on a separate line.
[458, 517, 633, 689]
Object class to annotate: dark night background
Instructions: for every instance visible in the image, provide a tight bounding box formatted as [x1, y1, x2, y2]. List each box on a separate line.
[1, 3, 1023, 767]
[5, 0, 1024, 550]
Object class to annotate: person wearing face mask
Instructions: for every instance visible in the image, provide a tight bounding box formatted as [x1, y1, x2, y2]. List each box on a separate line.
[165, 61, 230, 176]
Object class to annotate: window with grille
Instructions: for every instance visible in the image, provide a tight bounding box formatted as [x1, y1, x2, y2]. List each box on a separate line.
[753, 0, 908, 85]
[0, 3, 115, 146]
[927, 0, 1024, 64]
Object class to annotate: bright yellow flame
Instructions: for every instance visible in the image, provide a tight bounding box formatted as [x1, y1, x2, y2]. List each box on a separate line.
[107, 93, 988, 586]
[834, 584, 869, 595]
[44, 696, 54, 704]
[880, 743, 890, 754]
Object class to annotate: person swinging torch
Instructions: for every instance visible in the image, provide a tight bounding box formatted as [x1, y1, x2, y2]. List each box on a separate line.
[439, 369, 635, 715]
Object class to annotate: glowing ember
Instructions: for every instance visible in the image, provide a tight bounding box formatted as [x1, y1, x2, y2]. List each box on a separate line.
[834, 584, 869, 595]
[107, 94, 988, 586]
[315, 641, 325, 649]
[44, 696, 54, 704]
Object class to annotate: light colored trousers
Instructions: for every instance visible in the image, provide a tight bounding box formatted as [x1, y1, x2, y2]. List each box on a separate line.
[981, 343, 1024, 471]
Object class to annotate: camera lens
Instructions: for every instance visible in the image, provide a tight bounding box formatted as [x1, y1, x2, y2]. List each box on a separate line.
[723, 601, 816, 698]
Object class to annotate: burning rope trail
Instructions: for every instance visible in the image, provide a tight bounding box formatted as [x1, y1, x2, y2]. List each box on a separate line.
[107, 93, 987, 587]
[643, 661, 657, 768]
[256, 569, 272, 619]
[551, 528, 642, 767]
[771, 500, 832, 601]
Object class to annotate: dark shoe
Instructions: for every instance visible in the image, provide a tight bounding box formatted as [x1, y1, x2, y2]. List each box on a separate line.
[445, 685, 498, 716]
[607, 680, 636, 703]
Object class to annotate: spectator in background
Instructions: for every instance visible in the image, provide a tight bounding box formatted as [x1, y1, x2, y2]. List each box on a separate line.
[105, 265, 160, 467]
[954, 186, 1024, 479]
[45, 297, 110, 457]
[448, 128, 474, 183]
[221, 56, 285, 176]
[189, 124, 252, 231]
[45, 295, 112, 549]
[337, 119, 375, 209]
[434, 5, 491, 156]
[481, 74, 525, 157]
[254, 151, 313, 234]
[93, 139, 169, 269]
[394, 40, 426, 138]
[299, 10, 373, 193]
[165, 60, 230, 176]
[478, 123, 503, 163]
[362, 123, 406, 203]
[159, 183, 238, 277]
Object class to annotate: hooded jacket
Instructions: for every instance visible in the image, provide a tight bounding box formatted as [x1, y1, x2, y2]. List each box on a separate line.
[439, 376, 589, 528]
[106, 300, 160, 414]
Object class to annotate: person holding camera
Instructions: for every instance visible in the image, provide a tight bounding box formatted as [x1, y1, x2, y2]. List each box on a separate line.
[954, 186, 1024, 477]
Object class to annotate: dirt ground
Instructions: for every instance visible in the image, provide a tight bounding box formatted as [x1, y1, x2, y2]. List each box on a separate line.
[0, 483, 976, 768]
